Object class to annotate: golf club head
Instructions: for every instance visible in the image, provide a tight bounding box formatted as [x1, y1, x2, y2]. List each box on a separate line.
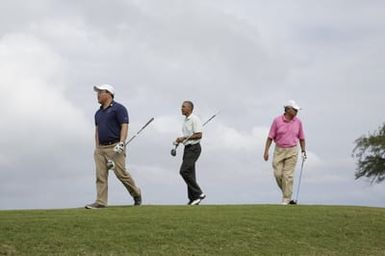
[106, 159, 115, 170]
[289, 200, 297, 205]
[171, 142, 179, 157]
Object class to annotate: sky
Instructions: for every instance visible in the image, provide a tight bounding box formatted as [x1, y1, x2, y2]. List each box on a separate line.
[0, 0, 384, 210]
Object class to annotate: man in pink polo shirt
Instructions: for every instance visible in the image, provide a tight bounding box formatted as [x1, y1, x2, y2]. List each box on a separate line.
[263, 100, 306, 205]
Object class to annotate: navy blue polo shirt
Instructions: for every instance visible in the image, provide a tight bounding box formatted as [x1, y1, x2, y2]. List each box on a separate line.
[95, 101, 129, 144]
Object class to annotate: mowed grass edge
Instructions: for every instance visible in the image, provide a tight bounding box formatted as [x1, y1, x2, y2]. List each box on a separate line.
[1, 205, 384, 256]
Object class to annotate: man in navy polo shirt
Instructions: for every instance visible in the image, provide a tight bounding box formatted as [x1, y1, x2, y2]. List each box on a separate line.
[85, 84, 142, 209]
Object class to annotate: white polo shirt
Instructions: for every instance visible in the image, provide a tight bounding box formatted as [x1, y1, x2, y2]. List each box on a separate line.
[182, 113, 203, 145]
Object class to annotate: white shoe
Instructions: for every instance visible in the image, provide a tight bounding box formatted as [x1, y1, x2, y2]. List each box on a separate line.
[189, 198, 201, 205]
[281, 198, 290, 205]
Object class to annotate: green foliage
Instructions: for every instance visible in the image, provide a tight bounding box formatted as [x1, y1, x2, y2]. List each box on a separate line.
[353, 123, 385, 183]
[1, 205, 385, 255]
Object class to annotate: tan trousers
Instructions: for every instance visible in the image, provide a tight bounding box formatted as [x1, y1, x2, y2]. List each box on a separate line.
[94, 144, 141, 206]
[272, 146, 298, 201]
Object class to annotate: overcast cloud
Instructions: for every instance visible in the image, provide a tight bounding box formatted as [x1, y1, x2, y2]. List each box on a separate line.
[0, 0, 384, 210]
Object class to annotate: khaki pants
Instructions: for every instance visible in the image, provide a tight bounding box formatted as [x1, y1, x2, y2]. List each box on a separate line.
[94, 144, 141, 206]
[272, 146, 298, 201]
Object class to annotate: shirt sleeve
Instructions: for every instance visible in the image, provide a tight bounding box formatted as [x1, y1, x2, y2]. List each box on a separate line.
[298, 120, 305, 140]
[94, 111, 99, 126]
[116, 105, 129, 124]
[192, 116, 203, 133]
[268, 118, 277, 139]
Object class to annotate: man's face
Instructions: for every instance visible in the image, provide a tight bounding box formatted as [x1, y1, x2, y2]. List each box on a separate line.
[181, 102, 192, 116]
[287, 107, 298, 117]
[97, 90, 110, 104]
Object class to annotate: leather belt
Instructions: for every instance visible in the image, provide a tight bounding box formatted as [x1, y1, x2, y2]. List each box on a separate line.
[99, 140, 120, 146]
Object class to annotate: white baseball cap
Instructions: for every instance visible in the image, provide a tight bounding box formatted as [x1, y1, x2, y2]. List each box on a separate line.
[93, 84, 115, 95]
[285, 100, 301, 111]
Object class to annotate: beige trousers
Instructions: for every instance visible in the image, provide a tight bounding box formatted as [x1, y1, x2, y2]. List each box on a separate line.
[272, 146, 298, 201]
[94, 144, 141, 206]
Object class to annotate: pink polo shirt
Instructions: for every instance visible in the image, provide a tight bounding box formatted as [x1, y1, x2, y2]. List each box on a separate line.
[268, 115, 305, 148]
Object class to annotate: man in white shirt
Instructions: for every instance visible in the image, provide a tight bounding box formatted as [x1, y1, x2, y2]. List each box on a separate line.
[175, 101, 206, 205]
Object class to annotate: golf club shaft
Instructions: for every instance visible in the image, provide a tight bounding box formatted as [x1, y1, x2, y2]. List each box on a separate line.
[125, 117, 155, 145]
[295, 156, 306, 203]
[202, 112, 218, 126]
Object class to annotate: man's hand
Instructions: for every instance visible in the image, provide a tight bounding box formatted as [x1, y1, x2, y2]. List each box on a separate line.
[263, 152, 269, 161]
[106, 159, 115, 170]
[113, 142, 125, 154]
[175, 136, 186, 144]
[301, 150, 307, 160]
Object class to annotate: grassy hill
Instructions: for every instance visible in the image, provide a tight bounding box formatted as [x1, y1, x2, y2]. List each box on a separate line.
[1, 205, 384, 255]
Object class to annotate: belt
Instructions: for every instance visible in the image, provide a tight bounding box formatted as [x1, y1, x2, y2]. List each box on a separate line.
[185, 143, 200, 148]
[99, 140, 120, 146]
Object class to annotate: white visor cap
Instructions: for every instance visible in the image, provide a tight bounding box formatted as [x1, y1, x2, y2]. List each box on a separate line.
[285, 100, 301, 111]
[94, 84, 115, 95]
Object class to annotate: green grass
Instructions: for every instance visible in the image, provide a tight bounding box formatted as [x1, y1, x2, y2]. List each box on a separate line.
[1, 205, 384, 255]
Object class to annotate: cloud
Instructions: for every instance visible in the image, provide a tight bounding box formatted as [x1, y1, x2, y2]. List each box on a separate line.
[0, 33, 91, 148]
[0, 32, 94, 209]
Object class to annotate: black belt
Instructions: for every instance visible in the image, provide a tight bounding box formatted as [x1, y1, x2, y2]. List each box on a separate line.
[185, 143, 200, 148]
[99, 140, 120, 146]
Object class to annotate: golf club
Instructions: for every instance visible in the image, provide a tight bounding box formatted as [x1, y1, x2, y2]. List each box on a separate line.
[290, 153, 307, 204]
[171, 112, 219, 157]
[106, 117, 155, 170]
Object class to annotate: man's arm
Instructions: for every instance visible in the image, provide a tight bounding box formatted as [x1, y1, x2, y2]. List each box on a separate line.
[120, 123, 128, 143]
[300, 139, 306, 158]
[95, 126, 99, 146]
[176, 132, 202, 143]
[189, 132, 202, 140]
[113, 123, 128, 154]
[263, 138, 273, 161]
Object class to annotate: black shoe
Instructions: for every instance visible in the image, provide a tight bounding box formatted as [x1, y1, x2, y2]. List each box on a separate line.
[85, 203, 106, 209]
[134, 195, 142, 206]
[187, 194, 206, 205]
[289, 200, 297, 205]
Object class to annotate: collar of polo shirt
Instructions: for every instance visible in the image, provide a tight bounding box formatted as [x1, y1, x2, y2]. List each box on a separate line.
[185, 113, 193, 120]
